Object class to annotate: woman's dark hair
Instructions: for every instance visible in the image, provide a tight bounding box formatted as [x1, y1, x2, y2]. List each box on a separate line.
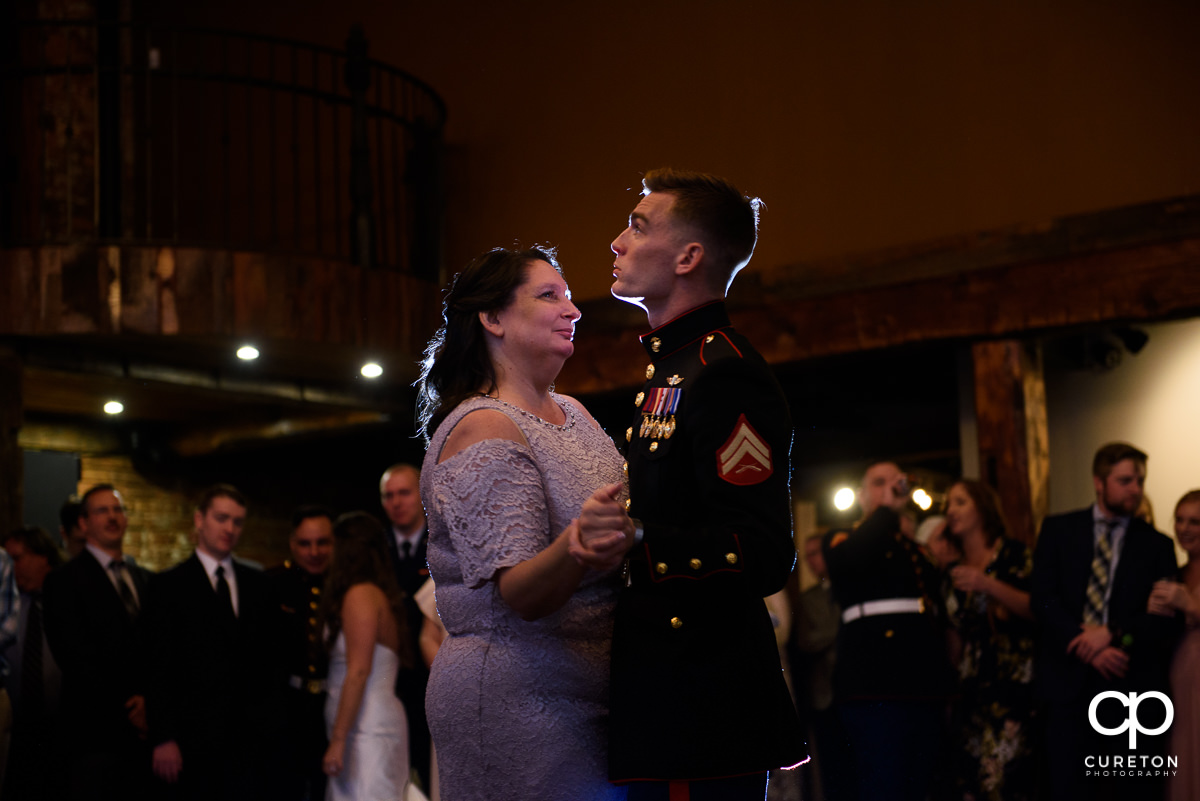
[415, 246, 559, 442]
[945, 479, 1010, 550]
[317, 512, 414, 669]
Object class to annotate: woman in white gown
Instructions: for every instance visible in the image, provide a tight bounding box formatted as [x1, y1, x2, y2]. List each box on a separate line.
[320, 512, 415, 801]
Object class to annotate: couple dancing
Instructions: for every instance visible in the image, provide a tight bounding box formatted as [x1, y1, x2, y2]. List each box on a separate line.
[417, 169, 804, 800]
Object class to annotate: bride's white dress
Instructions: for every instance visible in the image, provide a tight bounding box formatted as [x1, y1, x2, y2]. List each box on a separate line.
[325, 631, 410, 801]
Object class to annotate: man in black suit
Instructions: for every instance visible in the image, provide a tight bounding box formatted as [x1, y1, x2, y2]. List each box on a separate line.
[1032, 442, 1179, 800]
[145, 484, 283, 801]
[379, 463, 432, 792]
[43, 483, 153, 801]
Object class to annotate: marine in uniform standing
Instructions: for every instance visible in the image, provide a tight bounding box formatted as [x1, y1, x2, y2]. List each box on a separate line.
[576, 168, 804, 801]
[267, 505, 334, 801]
[821, 462, 954, 801]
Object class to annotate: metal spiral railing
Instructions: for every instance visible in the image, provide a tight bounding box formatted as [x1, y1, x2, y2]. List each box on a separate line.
[0, 19, 446, 276]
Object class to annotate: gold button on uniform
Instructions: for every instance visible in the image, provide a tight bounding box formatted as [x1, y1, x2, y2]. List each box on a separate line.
[626, 427, 633, 442]
[308, 617, 317, 625]
[725, 553, 738, 564]
[656, 562, 668, 574]
[635, 392, 645, 406]
[624, 498, 632, 511]
[309, 601, 318, 610]
[650, 337, 662, 353]
[310, 586, 320, 595]
[645, 364, 655, 379]
[649, 442, 659, 452]
[705, 334, 715, 343]
[689, 558, 702, 570]
[670, 617, 683, 629]
[884, 630, 894, 638]
[622, 461, 629, 477]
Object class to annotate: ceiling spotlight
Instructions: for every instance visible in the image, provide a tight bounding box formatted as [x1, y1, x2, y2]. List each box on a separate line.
[912, 488, 933, 511]
[833, 487, 856, 511]
[361, 362, 383, 379]
[104, 400, 124, 415]
[236, 345, 260, 361]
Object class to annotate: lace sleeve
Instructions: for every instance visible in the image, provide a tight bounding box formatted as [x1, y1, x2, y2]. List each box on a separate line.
[432, 438, 549, 589]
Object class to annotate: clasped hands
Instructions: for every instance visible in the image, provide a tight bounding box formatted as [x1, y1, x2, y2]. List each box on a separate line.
[567, 482, 636, 571]
[1147, 579, 1191, 617]
[1068, 624, 1127, 680]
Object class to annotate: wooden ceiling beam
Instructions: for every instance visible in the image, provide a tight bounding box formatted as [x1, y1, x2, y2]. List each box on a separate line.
[558, 235, 1200, 396]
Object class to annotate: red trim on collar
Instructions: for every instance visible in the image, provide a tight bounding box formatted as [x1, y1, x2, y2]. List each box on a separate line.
[699, 329, 742, 365]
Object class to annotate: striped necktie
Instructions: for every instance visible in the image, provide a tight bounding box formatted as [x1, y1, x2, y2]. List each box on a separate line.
[109, 560, 140, 620]
[1083, 519, 1115, 626]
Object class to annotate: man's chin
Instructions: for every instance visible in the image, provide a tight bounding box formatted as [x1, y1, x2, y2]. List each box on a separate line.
[610, 285, 646, 308]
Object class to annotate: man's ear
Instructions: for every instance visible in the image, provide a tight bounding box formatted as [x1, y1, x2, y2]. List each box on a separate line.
[479, 309, 503, 337]
[675, 242, 705, 277]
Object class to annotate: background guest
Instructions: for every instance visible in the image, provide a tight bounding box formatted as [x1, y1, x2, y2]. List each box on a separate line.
[268, 505, 336, 801]
[145, 485, 284, 801]
[943, 479, 1036, 801]
[1031, 442, 1179, 800]
[0, 527, 65, 801]
[43, 484, 152, 801]
[319, 512, 413, 801]
[1148, 489, 1200, 801]
[378, 462, 432, 792]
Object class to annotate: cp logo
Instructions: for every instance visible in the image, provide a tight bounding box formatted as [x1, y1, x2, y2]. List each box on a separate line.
[1088, 691, 1174, 749]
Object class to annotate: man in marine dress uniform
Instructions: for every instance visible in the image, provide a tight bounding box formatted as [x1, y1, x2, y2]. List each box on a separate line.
[267, 505, 335, 801]
[821, 461, 954, 801]
[594, 168, 804, 801]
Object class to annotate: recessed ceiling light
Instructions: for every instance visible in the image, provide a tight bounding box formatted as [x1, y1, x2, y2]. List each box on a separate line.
[237, 345, 260, 360]
[361, 362, 383, 379]
[104, 400, 124, 415]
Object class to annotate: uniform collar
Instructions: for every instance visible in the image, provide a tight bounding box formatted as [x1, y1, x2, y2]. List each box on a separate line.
[639, 301, 731, 362]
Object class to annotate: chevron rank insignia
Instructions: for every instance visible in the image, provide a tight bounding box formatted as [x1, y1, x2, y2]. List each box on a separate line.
[717, 414, 772, 486]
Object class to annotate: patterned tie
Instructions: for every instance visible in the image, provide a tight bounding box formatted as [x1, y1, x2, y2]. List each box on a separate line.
[109, 560, 140, 619]
[1083, 519, 1114, 626]
[23, 593, 45, 717]
[215, 564, 236, 619]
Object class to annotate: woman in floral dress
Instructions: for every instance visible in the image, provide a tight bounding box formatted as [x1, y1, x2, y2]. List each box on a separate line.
[943, 479, 1037, 801]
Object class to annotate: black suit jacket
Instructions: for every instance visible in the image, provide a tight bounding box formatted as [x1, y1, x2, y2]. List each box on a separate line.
[1031, 508, 1179, 700]
[144, 554, 284, 798]
[43, 548, 151, 749]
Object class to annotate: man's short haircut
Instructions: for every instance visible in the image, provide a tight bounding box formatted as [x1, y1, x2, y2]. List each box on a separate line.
[861, 461, 901, 486]
[1091, 442, 1148, 480]
[79, 484, 118, 516]
[291, 504, 336, 531]
[196, 483, 247, 514]
[380, 463, 420, 486]
[1, 526, 65, 569]
[642, 168, 761, 290]
[60, 496, 83, 530]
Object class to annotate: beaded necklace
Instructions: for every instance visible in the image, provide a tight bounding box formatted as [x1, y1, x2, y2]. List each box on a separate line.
[481, 393, 576, 431]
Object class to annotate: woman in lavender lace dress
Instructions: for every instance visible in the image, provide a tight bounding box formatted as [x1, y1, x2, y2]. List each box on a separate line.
[416, 247, 631, 801]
